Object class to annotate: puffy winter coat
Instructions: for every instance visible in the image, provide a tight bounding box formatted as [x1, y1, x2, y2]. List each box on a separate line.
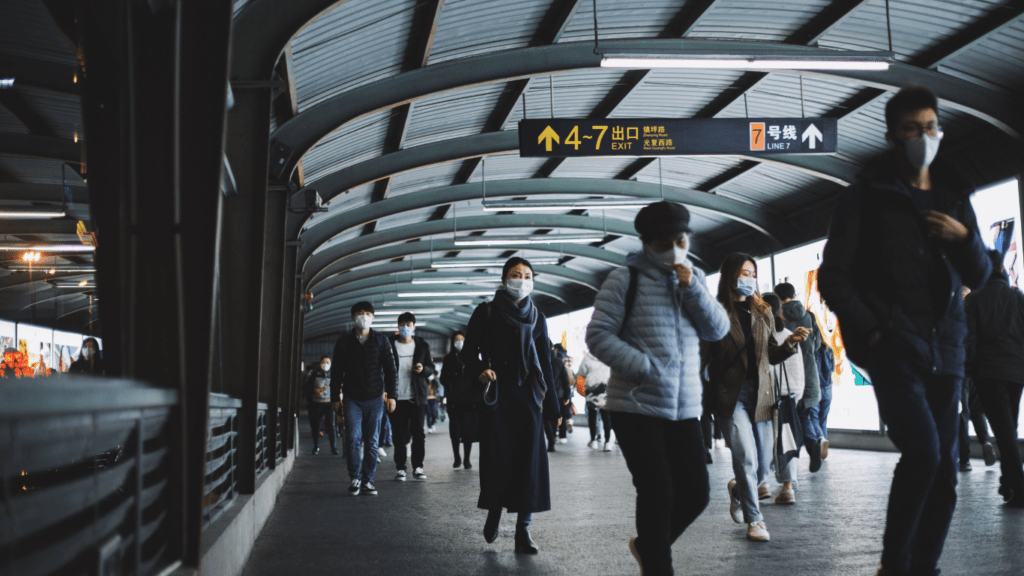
[781, 300, 821, 408]
[586, 251, 731, 421]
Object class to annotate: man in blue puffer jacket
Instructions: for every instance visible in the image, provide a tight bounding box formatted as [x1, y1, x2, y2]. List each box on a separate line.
[587, 201, 730, 576]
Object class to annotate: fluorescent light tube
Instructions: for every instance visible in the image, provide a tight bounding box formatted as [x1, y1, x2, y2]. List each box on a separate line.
[482, 199, 650, 211]
[453, 234, 603, 246]
[398, 291, 496, 297]
[382, 300, 479, 307]
[411, 277, 502, 284]
[430, 259, 560, 268]
[6, 266, 96, 272]
[0, 209, 66, 219]
[374, 309, 457, 315]
[51, 283, 96, 288]
[601, 57, 889, 71]
[0, 244, 95, 252]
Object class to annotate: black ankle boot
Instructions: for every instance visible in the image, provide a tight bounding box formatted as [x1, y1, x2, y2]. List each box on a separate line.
[514, 524, 539, 554]
[453, 456, 462, 469]
[484, 510, 501, 543]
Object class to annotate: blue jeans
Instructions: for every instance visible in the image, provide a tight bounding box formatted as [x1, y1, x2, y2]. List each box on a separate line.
[722, 380, 774, 524]
[870, 348, 960, 576]
[818, 384, 833, 440]
[801, 405, 823, 450]
[344, 397, 384, 483]
[379, 408, 392, 446]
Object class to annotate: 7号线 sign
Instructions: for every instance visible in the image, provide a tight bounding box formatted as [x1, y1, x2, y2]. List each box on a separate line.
[519, 118, 837, 157]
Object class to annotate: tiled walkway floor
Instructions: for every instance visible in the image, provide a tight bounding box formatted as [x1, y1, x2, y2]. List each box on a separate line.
[243, 419, 1023, 575]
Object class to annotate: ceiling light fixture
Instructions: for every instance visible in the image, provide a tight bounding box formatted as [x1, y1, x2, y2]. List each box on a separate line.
[0, 208, 67, 219]
[50, 282, 97, 288]
[0, 244, 95, 253]
[600, 50, 893, 71]
[482, 199, 650, 212]
[430, 258, 560, 269]
[411, 276, 502, 284]
[453, 234, 603, 246]
[381, 300, 479, 307]
[398, 290, 496, 298]
[5, 265, 95, 272]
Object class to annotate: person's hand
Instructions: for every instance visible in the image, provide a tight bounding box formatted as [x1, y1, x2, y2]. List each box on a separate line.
[554, 417, 563, 428]
[672, 263, 693, 287]
[866, 330, 882, 349]
[316, 386, 327, 395]
[386, 399, 397, 413]
[921, 210, 969, 243]
[784, 327, 811, 347]
[478, 369, 497, 384]
[563, 399, 570, 405]
[413, 363, 423, 374]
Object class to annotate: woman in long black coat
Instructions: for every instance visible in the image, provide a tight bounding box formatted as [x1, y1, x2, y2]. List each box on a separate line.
[460, 257, 562, 554]
[440, 331, 479, 469]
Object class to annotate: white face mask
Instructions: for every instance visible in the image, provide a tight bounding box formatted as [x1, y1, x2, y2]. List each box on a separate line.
[454, 340, 464, 351]
[81, 347, 92, 359]
[899, 133, 941, 169]
[646, 244, 690, 268]
[734, 277, 757, 297]
[321, 362, 331, 372]
[354, 315, 373, 330]
[505, 278, 533, 300]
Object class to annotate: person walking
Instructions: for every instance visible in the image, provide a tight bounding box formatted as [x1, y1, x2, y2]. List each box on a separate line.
[577, 351, 613, 451]
[817, 86, 991, 575]
[588, 201, 731, 575]
[966, 250, 1024, 506]
[388, 312, 434, 481]
[774, 282, 825, 471]
[441, 331, 478, 469]
[762, 293, 805, 504]
[702, 254, 806, 543]
[305, 356, 338, 455]
[545, 346, 573, 451]
[68, 338, 103, 376]
[461, 257, 562, 554]
[331, 301, 399, 497]
[814, 341, 835, 459]
[426, 376, 439, 433]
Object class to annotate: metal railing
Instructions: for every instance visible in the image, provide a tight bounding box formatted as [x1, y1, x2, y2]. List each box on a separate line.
[255, 403, 268, 479]
[1, 378, 179, 576]
[276, 407, 284, 465]
[203, 393, 241, 528]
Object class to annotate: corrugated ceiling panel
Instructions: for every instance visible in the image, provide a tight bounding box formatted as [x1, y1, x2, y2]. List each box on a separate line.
[560, 0, 684, 43]
[0, 157, 70, 184]
[374, 205, 439, 233]
[714, 163, 837, 213]
[500, 69, 632, 124]
[302, 110, 393, 183]
[817, 0, 1009, 62]
[688, 0, 834, 41]
[609, 69, 747, 119]
[0, 0, 77, 64]
[712, 73, 863, 119]
[635, 156, 745, 190]
[552, 157, 639, 179]
[940, 17, 1024, 94]
[389, 162, 463, 198]
[404, 84, 506, 148]
[466, 153, 548, 182]
[304, 182, 376, 242]
[428, 0, 552, 64]
[292, 0, 418, 111]
[0, 104, 30, 133]
[16, 86, 81, 139]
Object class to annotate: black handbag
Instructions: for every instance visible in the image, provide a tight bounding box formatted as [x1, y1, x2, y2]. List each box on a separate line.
[448, 304, 499, 413]
[774, 359, 803, 475]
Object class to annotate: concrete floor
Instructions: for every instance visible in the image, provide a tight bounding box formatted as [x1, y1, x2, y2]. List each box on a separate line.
[243, 419, 1024, 576]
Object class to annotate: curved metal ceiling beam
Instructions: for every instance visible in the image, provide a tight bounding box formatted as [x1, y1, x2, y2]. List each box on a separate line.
[306, 304, 477, 326]
[300, 178, 778, 268]
[306, 213, 691, 289]
[310, 279, 569, 315]
[314, 240, 627, 283]
[291, 130, 859, 231]
[231, 0, 348, 79]
[304, 313, 470, 340]
[271, 39, 1022, 181]
[304, 321, 459, 340]
[314, 263, 602, 297]
[0, 133, 82, 163]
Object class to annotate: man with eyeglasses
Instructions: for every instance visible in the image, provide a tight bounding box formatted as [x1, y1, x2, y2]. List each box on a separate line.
[818, 85, 991, 576]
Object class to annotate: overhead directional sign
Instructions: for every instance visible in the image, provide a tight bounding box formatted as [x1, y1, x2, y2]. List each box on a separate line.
[519, 118, 837, 157]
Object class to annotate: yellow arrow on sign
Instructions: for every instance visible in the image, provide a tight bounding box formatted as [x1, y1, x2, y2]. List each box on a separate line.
[538, 126, 560, 152]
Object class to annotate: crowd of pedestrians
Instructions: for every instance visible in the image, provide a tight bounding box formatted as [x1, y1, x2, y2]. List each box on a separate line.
[297, 85, 1020, 576]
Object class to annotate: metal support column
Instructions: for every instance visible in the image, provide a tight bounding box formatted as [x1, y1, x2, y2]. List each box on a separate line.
[260, 191, 287, 467]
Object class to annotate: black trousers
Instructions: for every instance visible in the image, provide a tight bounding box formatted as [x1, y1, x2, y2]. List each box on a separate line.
[588, 406, 612, 442]
[390, 400, 426, 471]
[308, 402, 336, 449]
[975, 378, 1024, 496]
[612, 412, 709, 576]
[958, 378, 990, 464]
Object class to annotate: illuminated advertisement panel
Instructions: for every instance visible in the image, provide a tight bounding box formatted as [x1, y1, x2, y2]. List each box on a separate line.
[15, 323, 54, 377]
[53, 330, 84, 373]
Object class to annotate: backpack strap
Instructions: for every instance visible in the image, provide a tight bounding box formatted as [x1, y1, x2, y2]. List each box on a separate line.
[618, 266, 639, 338]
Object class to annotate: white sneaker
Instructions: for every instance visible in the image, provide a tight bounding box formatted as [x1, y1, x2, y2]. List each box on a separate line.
[396, 470, 407, 481]
[558, 438, 568, 444]
[428, 426, 436, 434]
[602, 441, 612, 452]
[587, 440, 597, 449]
[747, 521, 770, 542]
[378, 447, 387, 458]
[727, 479, 743, 524]
[413, 467, 427, 480]
[348, 479, 361, 496]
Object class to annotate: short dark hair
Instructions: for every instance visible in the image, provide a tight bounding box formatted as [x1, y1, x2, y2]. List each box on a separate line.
[350, 301, 375, 317]
[774, 282, 796, 301]
[321, 355, 331, 362]
[885, 86, 939, 133]
[502, 257, 534, 280]
[988, 250, 1004, 274]
[397, 312, 416, 325]
[762, 292, 784, 332]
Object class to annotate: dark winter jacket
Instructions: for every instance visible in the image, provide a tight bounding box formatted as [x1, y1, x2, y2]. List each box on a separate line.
[816, 344, 835, 388]
[305, 368, 332, 403]
[389, 335, 435, 406]
[781, 301, 822, 408]
[818, 152, 991, 375]
[965, 273, 1024, 385]
[440, 349, 465, 389]
[330, 330, 398, 402]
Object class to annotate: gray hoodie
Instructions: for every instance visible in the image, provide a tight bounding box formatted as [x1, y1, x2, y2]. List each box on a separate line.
[781, 300, 821, 408]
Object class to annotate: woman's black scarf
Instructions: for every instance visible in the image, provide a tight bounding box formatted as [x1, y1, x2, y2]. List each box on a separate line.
[491, 289, 546, 406]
